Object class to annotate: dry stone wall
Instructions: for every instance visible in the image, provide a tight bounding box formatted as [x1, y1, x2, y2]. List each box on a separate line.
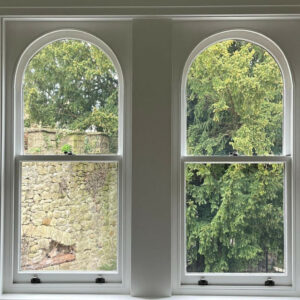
[25, 128, 110, 154]
[21, 129, 118, 271]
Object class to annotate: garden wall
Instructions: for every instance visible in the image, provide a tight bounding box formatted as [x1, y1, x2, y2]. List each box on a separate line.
[25, 128, 110, 154]
[21, 129, 117, 271]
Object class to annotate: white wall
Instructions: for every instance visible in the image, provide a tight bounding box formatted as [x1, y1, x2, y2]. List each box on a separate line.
[2, 0, 300, 15]
[2, 2, 300, 297]
[132, 19, 172, 297]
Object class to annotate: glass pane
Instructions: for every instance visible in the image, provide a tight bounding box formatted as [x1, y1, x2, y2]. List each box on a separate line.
[185, 163, 284, 273]
[186, 40, 283, 156]
[20, 161, 118, 272]
[23, 39, 119, 155]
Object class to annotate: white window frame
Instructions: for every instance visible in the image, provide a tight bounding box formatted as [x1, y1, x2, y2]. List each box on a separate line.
[172, 29, 294, 291]
[2, 14, 300, 299]
[2, 27, 131, 294]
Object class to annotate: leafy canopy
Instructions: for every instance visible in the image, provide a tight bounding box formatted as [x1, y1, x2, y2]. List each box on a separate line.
[23, 39, 118, 140]
[186, 40, 284, 273]
[187, 40, 283, 156]
[23, 38, 285, 273]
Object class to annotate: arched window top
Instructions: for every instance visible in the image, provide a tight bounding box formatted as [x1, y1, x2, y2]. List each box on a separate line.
[15, 29, 123, 85]
[182, 29, 293, 156]
[15, 29, 124, 155]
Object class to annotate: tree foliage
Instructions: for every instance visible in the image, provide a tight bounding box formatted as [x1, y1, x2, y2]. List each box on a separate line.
[187, 40, 283, 156]
[186, 40, 284, 273]
[23, 39, 118, 149]
[23, 38, 285, 273]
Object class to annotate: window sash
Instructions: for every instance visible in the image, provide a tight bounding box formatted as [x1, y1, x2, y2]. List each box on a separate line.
[14, 29, 125, 158]
[180, 31, 293, 158]
[12, 154, 123, 284]
[1, 19, 132, 294]
[176, 29, 294, 289]
[7, 29, 127, 287]
[179, 155, 292, 286]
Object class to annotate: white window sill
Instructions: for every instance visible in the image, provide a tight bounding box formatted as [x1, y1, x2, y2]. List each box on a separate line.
[1, 295, 300, 300]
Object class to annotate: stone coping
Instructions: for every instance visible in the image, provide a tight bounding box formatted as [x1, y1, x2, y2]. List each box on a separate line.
[25, 128, 108, 137]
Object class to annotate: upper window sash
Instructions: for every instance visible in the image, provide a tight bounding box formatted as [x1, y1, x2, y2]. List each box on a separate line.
[14, 29, 125, 157]
[180, 30, 293, 158]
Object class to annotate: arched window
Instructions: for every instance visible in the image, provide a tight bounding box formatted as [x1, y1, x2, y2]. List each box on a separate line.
[23, 39, 119, 154]
[179, 30, 293, 286]
[12, 30, 126, 286]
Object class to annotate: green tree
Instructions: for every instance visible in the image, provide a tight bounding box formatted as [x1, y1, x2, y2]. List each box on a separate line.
[23, 39, 118, 150]
[186, 40, 284, 273]
[23, 38, 285, 272]
[187, 40, 282, 156]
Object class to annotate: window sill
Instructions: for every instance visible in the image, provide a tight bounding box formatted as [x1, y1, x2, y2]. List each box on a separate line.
[1, 295, 300, 300]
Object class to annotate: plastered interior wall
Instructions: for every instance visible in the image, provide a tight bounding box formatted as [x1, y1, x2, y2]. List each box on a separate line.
[2, 14, 300, 297]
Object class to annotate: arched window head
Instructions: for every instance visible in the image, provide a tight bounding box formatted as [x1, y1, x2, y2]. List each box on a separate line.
[23, 38, 119, 155]
[186, 39, 283, 156]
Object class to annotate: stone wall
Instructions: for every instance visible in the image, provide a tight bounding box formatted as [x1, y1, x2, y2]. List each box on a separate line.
[25, 128, 110, 154]
[21, 129, 118, 271]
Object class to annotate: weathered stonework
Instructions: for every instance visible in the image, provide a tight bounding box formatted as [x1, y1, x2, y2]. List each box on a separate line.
[25, 128, 110, 154]
[21, 130, 118, 271]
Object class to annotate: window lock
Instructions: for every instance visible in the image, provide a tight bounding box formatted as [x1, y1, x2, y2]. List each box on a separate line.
[198, 278, 208, 285]
[95, 276, 105, 284]
[31, 275, 41, 284]
[264, 278, 275, 286]
[64, 151, 73, 155]
[229, 151, 239, 156]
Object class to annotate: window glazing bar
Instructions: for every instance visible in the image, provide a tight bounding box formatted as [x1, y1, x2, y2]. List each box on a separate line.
[182, 155, 291, 163]
[15, 154, 122, 162]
